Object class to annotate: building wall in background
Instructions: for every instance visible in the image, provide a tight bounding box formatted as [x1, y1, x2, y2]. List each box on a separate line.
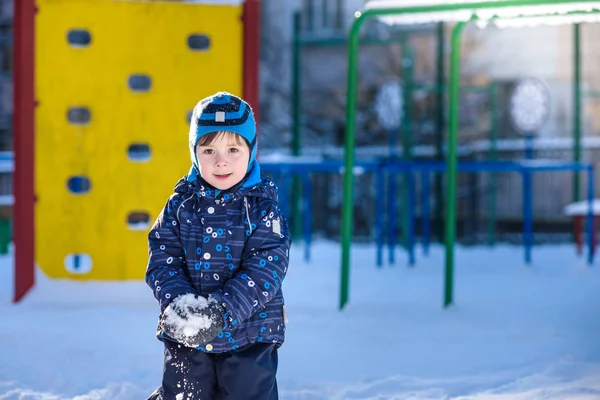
[258, 3, 600, 241]
[3, 1, 598, 244]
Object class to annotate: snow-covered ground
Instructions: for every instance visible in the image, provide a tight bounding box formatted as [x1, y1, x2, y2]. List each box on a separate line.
[1, 241, 600, 399]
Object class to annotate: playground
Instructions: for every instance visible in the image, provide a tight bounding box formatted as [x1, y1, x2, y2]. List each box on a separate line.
[3, 0, 600, 399]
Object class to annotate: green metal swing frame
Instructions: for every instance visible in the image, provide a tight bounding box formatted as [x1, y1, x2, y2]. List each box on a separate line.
[340, 0, 600, 309]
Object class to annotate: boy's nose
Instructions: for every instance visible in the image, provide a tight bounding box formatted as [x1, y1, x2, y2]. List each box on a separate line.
[215, 157, 227, 167]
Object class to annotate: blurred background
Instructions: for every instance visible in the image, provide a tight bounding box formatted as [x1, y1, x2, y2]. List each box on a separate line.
[2, 1, 600, 399]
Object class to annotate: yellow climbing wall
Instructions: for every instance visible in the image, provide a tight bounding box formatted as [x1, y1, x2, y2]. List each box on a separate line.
[35, 0, 243, 280]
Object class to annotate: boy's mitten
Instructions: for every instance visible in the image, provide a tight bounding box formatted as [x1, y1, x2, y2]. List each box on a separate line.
[160, 293, 225, 348]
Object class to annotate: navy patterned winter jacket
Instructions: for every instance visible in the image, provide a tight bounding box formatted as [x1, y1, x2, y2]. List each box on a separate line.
[146, 172, 290, 353]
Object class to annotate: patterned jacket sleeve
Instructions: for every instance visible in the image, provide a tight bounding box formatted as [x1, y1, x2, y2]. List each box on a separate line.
[212, 199, 290, 324]
[146, 195, 196, 312]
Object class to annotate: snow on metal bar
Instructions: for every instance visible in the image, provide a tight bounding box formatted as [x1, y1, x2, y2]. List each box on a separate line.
[488, 11, 600, 27]
[364, 0, 600, 26]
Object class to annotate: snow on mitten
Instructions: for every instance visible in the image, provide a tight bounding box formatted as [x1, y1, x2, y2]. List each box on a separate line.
[160, 293, 225, 348]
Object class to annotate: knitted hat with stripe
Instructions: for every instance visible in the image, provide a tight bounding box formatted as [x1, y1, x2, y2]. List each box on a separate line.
[188, 91, 257, 171]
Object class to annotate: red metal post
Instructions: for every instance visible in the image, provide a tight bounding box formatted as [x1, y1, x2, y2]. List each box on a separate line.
[574, 215, 583, 255]
[13, 0, 36, 302]
[242, 0, 260, 146]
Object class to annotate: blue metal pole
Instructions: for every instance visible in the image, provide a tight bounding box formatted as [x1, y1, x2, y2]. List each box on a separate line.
[586, 165, 595, 265]
[525, 134, 535, 159]
[302, 173, 312, 263]
[422, 170, 431, 255]
[408, 169, 416, 266]
[388, 170, 397, 265]
[523, 170, 533, 264]
[376, 166, 385, 267]
[523, 135, 534, 264]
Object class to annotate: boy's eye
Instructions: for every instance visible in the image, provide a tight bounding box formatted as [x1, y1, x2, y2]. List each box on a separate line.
[229, 148, 239, 153]
[202, 148, 214, 155]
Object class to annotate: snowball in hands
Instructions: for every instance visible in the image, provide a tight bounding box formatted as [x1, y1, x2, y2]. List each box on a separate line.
[160, 293, 225, 348]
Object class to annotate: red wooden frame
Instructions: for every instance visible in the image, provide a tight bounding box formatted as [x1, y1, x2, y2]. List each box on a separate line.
[13, 0, 36, 302]
[13, 0, 260, 302]
[242, 0, 261, 148]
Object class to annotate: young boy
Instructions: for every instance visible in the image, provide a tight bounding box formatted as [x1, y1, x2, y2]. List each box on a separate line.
[146, 91, 290, 400]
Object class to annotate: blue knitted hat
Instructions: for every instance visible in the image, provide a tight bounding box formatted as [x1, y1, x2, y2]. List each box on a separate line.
[189, 91, 257, 171]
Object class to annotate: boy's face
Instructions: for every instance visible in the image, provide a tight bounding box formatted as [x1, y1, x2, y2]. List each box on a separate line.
[196, 133, 250, 190]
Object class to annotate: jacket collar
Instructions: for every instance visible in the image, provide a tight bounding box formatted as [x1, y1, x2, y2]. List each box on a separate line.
[174, 161, 277, 205]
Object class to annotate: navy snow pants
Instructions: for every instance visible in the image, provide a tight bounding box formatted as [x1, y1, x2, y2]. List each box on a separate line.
[148, 341, 279, 400]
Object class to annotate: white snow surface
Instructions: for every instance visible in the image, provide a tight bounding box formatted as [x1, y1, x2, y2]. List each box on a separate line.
[1, 242, 600, 399]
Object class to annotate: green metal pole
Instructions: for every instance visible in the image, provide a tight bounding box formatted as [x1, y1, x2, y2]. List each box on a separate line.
[307, 0, 314, 31]
[340, 14, 365, 310]
[445, 21, 467, 308]
[0, 218, 10, 254]
[335, 0, 344, 30]
[435, 22, 445, 243]
[349, 0, 600, 20]
[573, 23, 581, 202]
[292, 12, 301, 155]
[292, 11, 303, 241]
[487, 82, 498, 246]
[402, 39, 415, 253]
